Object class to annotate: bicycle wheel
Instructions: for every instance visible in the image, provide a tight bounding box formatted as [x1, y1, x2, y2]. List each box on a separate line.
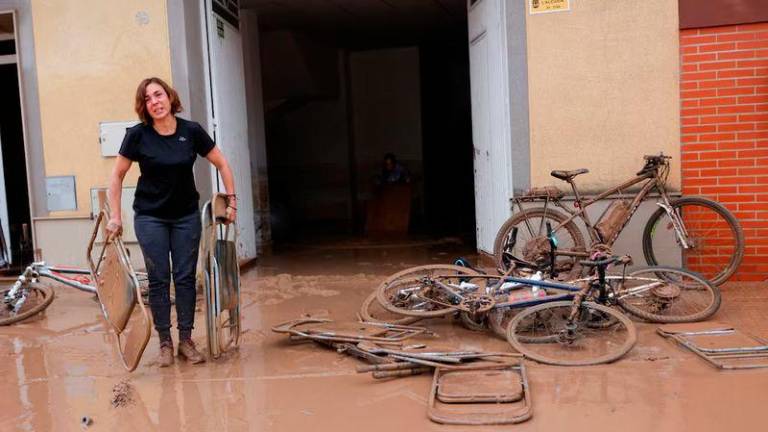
[493, 208, 586, 280]
[458, 311, 488, 331]
[487, 307, 522, 339]
[642, 197, 744, 286]
[359, 290, 423, 325]
[506, 301, 636, 366]
[376, 265, 482, 318]
[0, 282, 55, 326]
[616, 267, 721, 323]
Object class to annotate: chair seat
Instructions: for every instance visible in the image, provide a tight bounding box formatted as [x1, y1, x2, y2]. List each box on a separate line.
[551, 168, 589, 181]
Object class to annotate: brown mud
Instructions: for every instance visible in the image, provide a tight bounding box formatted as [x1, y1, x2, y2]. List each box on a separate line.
[2, 240, 768, 431]
[110, 379, 135, 408]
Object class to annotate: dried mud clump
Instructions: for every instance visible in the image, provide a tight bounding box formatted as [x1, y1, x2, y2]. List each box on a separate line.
[110, 379, 135, 408]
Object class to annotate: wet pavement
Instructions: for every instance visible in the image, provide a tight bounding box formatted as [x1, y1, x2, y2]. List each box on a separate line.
[2, 239, 768, 431]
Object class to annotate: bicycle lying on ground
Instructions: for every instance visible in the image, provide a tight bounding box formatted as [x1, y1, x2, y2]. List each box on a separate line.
[370, 254, 720, 366]
[0, 261, 151, 326]
[493, 154, 744, 285]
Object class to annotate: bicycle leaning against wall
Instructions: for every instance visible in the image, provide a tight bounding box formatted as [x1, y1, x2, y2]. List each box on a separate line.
[493, 154, 744, 286]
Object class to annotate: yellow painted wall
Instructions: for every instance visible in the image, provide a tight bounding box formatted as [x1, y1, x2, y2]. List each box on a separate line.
[526, 0, 680, 192]
[31, 0, 171, 216]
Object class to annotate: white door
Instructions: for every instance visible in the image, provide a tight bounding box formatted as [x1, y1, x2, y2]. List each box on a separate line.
[468, 0, 513, 253]
[203, 3, 256, 258]
[0, 135, 9, 264]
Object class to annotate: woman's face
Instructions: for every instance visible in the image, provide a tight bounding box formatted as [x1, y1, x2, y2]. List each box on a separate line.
[144, 82, 172, 121]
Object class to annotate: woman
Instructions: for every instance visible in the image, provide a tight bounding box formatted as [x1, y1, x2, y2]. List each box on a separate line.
[106, 77, 237, 367]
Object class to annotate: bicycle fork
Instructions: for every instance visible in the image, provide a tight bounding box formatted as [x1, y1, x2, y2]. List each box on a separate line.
[559, 282, 593, 344]
[656, 201, 692, 249]
[3, 266, 36, 313]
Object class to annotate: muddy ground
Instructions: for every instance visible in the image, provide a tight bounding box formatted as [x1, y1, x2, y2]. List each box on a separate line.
[2, 239, 767, 431]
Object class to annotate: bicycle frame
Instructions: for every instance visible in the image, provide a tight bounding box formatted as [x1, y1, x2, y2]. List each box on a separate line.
[512, 158, 683, 255]
[415, 272, 610, 314]
[4, 262, 96, 298]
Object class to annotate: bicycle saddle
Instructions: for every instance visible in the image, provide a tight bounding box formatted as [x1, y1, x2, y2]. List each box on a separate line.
[550, 168, 589, 181]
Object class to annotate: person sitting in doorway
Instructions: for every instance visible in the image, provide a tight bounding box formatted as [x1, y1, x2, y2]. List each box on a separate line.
[378, 153, 411, 185]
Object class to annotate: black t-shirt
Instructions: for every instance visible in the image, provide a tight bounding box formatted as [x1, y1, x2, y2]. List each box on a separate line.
[118, 117, 215, 219]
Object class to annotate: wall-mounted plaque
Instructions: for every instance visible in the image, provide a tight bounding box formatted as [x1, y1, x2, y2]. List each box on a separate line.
[530, 0, 570, 14]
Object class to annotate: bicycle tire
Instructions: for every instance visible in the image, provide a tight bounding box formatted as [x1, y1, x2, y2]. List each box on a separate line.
[506, 300, 636, 366]
[488, 307, 523, 339]
[642, 197, 744, 286]
[617, 266, 721, 323]
[359, 290, 423, 325]
[0, 283, 55, 326]
[458, 311, 487, 332]
[376, 265, 482, 318]
[493, 207, 587, 280]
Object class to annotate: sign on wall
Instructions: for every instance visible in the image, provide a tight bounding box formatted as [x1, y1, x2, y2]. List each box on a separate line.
[530, 0, 570, 14]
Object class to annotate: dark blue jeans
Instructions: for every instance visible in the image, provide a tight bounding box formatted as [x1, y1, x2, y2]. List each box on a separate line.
[134, 211, 201, 342]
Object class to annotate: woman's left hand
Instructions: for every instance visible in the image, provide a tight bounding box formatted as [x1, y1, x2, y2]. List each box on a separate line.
[225, 206, 237, 224]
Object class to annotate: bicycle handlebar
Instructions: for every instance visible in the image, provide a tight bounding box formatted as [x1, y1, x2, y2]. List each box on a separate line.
[643, 153, 672, 161]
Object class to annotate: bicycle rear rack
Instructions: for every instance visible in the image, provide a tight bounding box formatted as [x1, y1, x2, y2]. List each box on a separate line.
[657, 322, 768, 370]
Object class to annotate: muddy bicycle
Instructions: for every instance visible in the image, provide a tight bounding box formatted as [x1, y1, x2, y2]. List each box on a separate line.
[372, 255, 720, 366]
[493, 154, 744, 285]
[0, 226, 151, 326]
[0, 262, 151, 327]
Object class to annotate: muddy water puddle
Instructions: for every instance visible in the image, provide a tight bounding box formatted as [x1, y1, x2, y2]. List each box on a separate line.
[2, 246, 768, 431]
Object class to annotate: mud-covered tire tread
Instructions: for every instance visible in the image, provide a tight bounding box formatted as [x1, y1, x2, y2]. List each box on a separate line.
[458, 311, 487, 332]
[618, 266, 722, 323]
[375, 265, 481, 318]
[0, 283, 55, 326]
[493, 208, 587, 280]
[641, 197, 744, 286]
[359, 290, 422, 325]
[506, 300, 637, 366]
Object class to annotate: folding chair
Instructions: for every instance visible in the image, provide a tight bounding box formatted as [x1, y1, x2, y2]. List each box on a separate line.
[197, 193, 241, 359]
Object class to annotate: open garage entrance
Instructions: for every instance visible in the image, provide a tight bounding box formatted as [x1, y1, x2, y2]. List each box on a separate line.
[242, 1, 476, 249]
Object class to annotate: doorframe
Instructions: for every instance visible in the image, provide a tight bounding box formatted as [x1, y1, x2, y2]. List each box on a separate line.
[199, 0, 219, 196]
[467, 0, 515, 253]
[198, 0, 257, 259]
[0, 9, 36, 261]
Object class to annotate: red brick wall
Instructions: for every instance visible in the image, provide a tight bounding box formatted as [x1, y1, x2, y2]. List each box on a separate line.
[680, 23, 768, 281]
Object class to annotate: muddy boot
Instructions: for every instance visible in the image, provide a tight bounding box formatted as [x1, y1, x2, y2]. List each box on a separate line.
[158, 340, 174, 368]
[178, 339, 206, 364]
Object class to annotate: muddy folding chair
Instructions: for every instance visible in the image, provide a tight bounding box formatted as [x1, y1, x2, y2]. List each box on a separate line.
[658, 322, 768, 370]
[427, 361, 533, 425]
[87, 210, 151, 372]
[198, 193, 241, 359]
[271, 318, 430, 345]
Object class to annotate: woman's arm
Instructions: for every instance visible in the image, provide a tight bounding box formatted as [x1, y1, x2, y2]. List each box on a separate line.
[106, 155, 133, 237]
[205, 147, 237, 223]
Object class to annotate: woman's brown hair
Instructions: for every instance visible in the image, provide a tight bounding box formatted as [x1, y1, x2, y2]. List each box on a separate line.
[134, 77, 183, 124]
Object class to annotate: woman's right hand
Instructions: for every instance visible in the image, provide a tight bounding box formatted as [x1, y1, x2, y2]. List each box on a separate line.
[106, 218, 123, 239]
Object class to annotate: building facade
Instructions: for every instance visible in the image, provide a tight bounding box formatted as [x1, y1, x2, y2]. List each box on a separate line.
[0, 0, 764, 281]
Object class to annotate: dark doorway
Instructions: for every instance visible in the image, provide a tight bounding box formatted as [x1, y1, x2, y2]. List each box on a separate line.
[0, 14, 33, 271]
[243, 1, 475, 247]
